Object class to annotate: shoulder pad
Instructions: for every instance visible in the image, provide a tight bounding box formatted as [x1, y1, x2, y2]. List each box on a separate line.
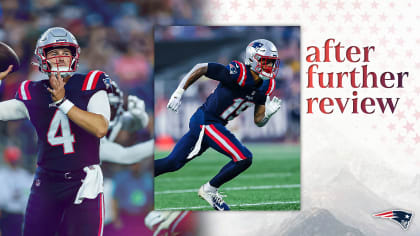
[229, 60, 247, 87]
[81, 70, 109, 91]
[16, 80, 32, 100]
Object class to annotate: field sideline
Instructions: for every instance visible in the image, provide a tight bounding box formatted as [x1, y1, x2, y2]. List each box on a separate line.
[154, 143, 300, 211]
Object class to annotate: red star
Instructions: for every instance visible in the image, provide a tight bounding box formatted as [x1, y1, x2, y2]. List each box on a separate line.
[283, 0, 292, 10]
[292, 13, 300, 21]
[230, 0, 240, 11]
[396, 37, 404, 45]
[301, 0, 310, 10]
[335, 0, 344, 9]
[352, 25, 361, 33]
[396, 111, 405, 120]
[257, 12, 265, 21]
[388, 123, 396, 131]
[344, 12, 353, 22]
[336, 25, 343, 32]
[318, 0, 327, 10]
[416, 38, 420, 44]
[379, 12, 387, 22]
[404, 146, 414, 155]
[265, 0, 274, 9]
[404, 98, 414, 108]
[275, 13, 282, 20]
[352, 0, 361, 9]
[247, 0, 256, 9]
[389, 2, 395, 8]
[415, 111, 420, 120]
[361, 12, 370, 22]
[387, 48, 396, 57]
[380, 36, 388, 46]
[309, 13, 317, 21]
[414, 134, 420, 144]
[371, 1, 378, 9]
[398, 13, 404, 20]
[388, 25, 395, 33]
[327, 13, 335, 21]
[222, 12, 230, 21]
[405, 50, 413, 58]
[370, 24, 379, 33]
[415, 86, 420, 95]
[212, 0, 222, 10]
[396, 134, 405, 144]
[407, 26, 412, 33]
[404, 121, 414, 133]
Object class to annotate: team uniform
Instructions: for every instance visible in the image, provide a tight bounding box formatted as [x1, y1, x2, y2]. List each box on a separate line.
[18, 71, 109, 236]
[155, 61, 276, 199]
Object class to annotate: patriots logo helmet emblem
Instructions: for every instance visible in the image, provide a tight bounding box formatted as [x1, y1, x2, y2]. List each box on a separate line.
[373, 210, 413, 230]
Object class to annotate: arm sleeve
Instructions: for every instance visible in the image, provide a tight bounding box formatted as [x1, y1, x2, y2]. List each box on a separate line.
[100, 139, 154, 164]
[205, 63, 230, 84]
[87, 90, 111, 123]
[0, 99, 29, 120]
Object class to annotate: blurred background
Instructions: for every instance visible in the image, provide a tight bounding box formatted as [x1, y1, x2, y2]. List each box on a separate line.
[0, 0, 201, 235]
[154, 26, 300, 149]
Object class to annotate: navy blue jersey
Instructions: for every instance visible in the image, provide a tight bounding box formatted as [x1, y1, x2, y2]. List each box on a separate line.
[201, 61, 275, 125]
[15, 70, 110, 171]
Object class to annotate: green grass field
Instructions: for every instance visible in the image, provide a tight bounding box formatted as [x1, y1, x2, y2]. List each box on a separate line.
[154, 143, 300, 211]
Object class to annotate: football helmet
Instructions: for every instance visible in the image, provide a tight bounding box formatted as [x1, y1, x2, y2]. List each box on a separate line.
[107, 80, 124, 113]
[244, 39, 280, 80]
[34, 27, 80, 77]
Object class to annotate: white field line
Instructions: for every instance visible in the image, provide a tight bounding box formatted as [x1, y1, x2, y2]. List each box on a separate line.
[157, 173, 294, 182]
[155, 184, 300, 194]
[157, 200, 300, 210]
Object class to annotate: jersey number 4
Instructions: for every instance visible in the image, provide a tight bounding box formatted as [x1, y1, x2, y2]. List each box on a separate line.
[220, 98, 254, 121]
[47, 110, 76, 154]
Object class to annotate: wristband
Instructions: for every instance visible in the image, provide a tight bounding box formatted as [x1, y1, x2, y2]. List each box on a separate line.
[256, 116, 270, 127]
[58, 99, 74, 114]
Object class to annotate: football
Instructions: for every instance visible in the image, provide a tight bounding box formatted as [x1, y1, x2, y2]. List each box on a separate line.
[0, 41, 20, 73]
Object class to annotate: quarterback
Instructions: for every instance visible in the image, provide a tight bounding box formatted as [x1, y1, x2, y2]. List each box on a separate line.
[155, 39, 282, 210]
[0, 27, 110, 235]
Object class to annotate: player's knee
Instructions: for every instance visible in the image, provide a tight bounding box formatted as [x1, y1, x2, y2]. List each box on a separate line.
[238, 157, 252, 169]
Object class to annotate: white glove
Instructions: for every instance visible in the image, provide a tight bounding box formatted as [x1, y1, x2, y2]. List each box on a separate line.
[145, 211, 182, 236]
[167, 88, 184, 112]
[127, 95, 149, 128]
[265, 95, 282, 118]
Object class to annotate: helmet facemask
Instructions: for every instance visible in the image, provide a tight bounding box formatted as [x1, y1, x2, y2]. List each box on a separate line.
[37, 42, 79, 77]
[253, 54, 280, 80]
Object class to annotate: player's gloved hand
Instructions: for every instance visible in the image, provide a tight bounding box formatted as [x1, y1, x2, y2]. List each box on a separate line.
[264, 95, 282, 118]
[127, 95, 149, 128]
[167, 88, 184, 112]
[145, 211, 182, 236]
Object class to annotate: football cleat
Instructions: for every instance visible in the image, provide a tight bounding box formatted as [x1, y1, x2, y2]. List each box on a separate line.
[198, 185, 230, 211]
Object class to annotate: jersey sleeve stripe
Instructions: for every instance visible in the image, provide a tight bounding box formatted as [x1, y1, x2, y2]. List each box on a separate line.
[234, 61, 247, 87]
[265, 79, 275, 96]
[82, 70, 103, 91]
[19, 81, 31, 100]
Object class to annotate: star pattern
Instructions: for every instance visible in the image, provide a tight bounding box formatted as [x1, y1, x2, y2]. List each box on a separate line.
[202, 0, 420, 168]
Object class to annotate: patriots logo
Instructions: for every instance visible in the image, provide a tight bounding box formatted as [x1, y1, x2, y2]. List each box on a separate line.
[250, 42, 263, 50]
[373, 210, 413, 230]
[229, 64, 238, 75]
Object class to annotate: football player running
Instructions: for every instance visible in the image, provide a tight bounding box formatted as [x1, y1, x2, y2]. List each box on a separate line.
[0, 27, 110, 235]
[155, 39, 282, 211]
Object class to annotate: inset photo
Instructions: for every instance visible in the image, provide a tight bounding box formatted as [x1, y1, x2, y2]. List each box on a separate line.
[154, 26, 300, 211]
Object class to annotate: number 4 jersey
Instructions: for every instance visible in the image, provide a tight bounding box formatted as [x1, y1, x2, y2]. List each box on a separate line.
[201, 61, 276, 125]
[15, 71, 109, 171]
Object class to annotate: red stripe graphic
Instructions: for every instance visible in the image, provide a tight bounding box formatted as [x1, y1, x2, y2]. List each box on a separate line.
[205, 126, 240, 162]
[209, 124, 246, 160]
[374, 211, 393, 217]
[91, 71, 103, 90]
[266, 79, 275, 95]
[98, 193, 104, 236]
[234, 61, 246, 87]
[82, 71, 94, 91]
[24, 81, 31, 100]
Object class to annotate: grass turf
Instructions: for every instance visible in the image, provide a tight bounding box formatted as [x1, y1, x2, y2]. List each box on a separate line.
[154, 143, 300, 211]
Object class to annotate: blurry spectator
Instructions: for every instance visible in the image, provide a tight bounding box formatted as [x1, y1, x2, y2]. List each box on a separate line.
[105, 161, 153, 235]
[0, 146, 33, 236]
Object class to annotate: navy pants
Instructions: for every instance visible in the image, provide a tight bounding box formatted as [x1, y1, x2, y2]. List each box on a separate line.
[155, 109, 253, 188]
[23, 167, 104, 236]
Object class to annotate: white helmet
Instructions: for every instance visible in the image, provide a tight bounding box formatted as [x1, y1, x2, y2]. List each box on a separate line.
[244, 39, 280, 80]
[34, 27, 80, 77]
